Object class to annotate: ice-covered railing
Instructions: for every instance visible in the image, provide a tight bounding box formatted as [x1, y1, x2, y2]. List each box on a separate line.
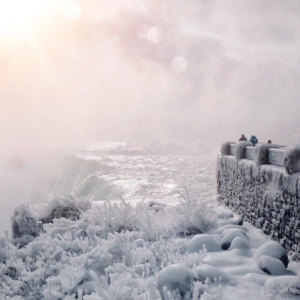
[221, 141, 300, 174]
[268, 148, 285, 166]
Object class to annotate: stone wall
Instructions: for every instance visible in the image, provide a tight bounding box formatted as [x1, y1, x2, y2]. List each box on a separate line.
[217, 144, 300, 261]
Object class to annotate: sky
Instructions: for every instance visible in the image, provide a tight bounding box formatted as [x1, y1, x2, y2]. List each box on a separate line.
[1, 0, 300, 145]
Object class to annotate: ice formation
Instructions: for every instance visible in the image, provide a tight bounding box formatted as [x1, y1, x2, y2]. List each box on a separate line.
[217, 150, 300, 259]
[2, 194, 300, 300]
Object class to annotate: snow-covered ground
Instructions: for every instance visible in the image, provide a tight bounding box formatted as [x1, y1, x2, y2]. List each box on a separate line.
[1, 143, 300, 299]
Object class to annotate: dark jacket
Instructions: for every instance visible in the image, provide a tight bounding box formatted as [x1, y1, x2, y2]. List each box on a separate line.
[239, 134, 247, 141]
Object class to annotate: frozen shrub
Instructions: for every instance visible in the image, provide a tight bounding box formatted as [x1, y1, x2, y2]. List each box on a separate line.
[41, 195, 92, 224]
[12, 204, 41, 239]
[99, 198, 148, 232]
[173, 189, 217, 235]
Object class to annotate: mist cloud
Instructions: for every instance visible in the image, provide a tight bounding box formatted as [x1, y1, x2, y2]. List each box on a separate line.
[1, 0, 300, 145]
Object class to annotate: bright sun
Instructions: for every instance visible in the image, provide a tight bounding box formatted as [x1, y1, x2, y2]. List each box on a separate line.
[0, 0, 82, 41]
[0, 0, 47, 40]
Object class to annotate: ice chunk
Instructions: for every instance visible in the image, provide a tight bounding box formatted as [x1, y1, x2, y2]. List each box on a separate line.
[157, 264, 194, 299]
[258, 255, 287, 275]
[186, 234, 222, 253]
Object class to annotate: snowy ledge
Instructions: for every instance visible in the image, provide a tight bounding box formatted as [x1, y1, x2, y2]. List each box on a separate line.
[217, 142, 300, 261]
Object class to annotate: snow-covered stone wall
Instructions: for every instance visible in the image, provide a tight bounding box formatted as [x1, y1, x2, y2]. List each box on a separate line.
[217, 142, 300, 260]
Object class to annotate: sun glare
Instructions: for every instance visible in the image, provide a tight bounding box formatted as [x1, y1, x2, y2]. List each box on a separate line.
[0, 0, 49, 40]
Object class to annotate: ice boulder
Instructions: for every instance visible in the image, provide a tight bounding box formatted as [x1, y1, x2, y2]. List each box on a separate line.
[187, 235, 222, 253]
[194, 265, 232, 283]
[258, 255, 287, 275]
[157, 265, 194, 299]
[253, 241, 289, 268]
[221, 230, 246, 250]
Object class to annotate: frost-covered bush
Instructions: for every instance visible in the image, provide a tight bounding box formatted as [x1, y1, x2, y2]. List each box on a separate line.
[93, 198, 148, 233]
[11, 195, 92, 244]
[173, 189, 217, 235]
[12, 203, 41, 239]
[42, 195, 92, 223]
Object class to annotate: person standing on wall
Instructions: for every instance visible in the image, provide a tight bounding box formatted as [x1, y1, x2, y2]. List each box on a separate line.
[249, 135, 258, 146]
[239, 134, 247, 141]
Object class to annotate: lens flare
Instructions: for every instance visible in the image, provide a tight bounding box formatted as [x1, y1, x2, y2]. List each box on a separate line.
[171, 57, 187, 73]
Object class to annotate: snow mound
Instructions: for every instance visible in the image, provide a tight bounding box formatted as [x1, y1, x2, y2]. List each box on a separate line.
[157, 264, 194, 299]
[253, 241, 289, 268]
[229, 236, 250, 250]
[221, 230, 246, 250]
[194, 264, 232, 283]
[258, 255, 287, 275]
[187, 234, 222, 253]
